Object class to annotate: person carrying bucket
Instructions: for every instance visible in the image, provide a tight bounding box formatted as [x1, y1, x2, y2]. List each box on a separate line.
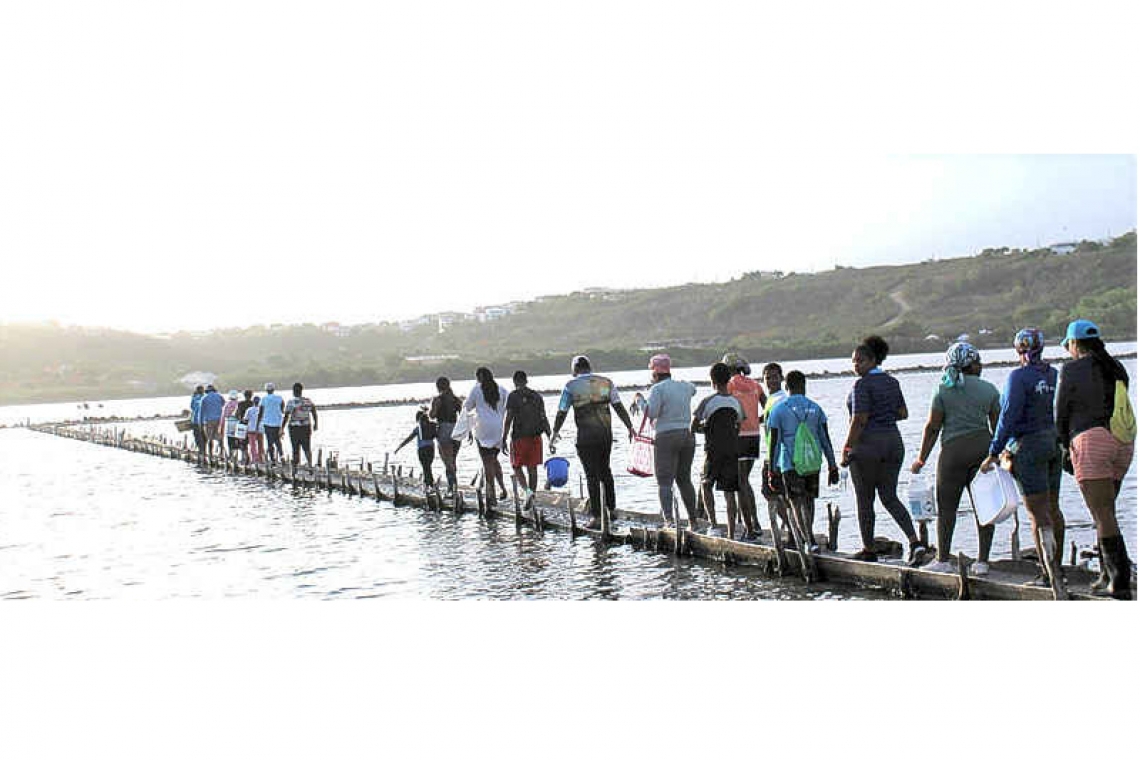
[910, 342, 1001, 575]
[644, 353, 700, 530]
[980, 328, 1065, 598]
[551, 355, 635, 530]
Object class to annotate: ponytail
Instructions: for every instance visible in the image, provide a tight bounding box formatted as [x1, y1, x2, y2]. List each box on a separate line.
[475, 367, 500, 408]
[1081, 337, 1128, 387]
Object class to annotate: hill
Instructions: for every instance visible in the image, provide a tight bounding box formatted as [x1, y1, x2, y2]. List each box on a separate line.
[1, 232, 1135, 405]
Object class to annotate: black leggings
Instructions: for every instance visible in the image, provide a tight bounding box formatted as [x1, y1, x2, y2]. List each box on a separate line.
[936, 431, 994, 562]
[288, 424, 312, 465]
[849, 428, 917, 549]
[577, 439, 616, 519]
[417, 445, 435, 488]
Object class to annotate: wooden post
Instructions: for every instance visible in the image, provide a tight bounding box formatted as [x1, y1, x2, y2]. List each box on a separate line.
[827, 503, 841, 552]
[383, 453, 389, 475]
[373, 474, 381, 501]
[512, 475, 522, 526]
[316, 448, 323, 468]
[1069, 541, 1077, 567]
[392, 478, 400, 505]
[957, 552, 971, 600]
[568, 501, 577, 538]
[1011, 511, 1021, 561]
[918, 520, 930, 548]
[476, 488, 486, 517]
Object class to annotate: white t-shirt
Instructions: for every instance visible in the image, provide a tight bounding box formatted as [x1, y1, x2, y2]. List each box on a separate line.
[462, 383, 509, 449]
[245, 404, 263, 433]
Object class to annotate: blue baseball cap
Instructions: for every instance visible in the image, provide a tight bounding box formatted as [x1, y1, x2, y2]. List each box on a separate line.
[1061, 319, 1100, 348]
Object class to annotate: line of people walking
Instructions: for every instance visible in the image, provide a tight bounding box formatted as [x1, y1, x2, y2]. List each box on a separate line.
[395, 319, 1131, 599]
[189, 382, 318, 467]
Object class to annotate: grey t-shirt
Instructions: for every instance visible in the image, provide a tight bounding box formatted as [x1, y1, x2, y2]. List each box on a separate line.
[931, 374, 1001, 445]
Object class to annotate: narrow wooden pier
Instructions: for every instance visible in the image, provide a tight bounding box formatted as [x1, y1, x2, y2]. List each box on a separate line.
[29, 422, 1120, 601]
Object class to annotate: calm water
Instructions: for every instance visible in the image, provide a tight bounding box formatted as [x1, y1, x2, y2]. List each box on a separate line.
[1, 347, 1134, 600]
[0, 429, 883, 600]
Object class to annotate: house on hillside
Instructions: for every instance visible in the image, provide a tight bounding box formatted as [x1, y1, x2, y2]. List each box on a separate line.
[1048, 242, 1079, 255]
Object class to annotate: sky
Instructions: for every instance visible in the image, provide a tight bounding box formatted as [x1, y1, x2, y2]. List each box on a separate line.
[1, 3, 1136, 335]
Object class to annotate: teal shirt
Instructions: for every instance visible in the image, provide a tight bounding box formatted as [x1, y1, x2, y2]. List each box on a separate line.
[931, 374, 1001, 445]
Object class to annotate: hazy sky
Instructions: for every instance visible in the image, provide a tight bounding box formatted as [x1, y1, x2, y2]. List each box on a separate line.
[1, 3, 1136, 334]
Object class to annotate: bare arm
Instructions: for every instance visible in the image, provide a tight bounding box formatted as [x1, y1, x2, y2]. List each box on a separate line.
[911, 409, 944, 472]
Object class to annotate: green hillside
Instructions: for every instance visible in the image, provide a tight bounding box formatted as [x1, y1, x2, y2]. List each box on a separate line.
[1, 232, 1134, 405]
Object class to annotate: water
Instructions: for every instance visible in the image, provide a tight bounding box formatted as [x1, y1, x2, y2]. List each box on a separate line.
[2, 346, 1134, 599]
[0, 429, 883, 600]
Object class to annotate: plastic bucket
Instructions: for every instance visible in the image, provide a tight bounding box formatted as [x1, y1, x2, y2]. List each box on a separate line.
[968, 467, 1021, 526]
[544, 457, 570, 488]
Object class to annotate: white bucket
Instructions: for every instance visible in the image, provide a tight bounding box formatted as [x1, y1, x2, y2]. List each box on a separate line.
[234, 423, 248, 440]
[968, 467, 1021, 526]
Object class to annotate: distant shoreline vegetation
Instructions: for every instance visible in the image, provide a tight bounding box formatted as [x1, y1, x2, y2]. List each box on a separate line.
[1, 231, 1135, 407]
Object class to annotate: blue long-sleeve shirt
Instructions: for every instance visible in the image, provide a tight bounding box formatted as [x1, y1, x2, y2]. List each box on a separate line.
[766, 394, 836, 473]
[199, 390, 225, 423]
[190, 393, 204, 425]
[989, 363, 1057, 456]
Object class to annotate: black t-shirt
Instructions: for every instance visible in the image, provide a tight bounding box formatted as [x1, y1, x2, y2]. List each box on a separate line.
[431, 392, 462, 424]
[506, 387, 548, 439]
[1056, 354, 1128, 445]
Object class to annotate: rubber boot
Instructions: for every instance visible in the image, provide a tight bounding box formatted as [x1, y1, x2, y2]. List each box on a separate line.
[1038, 528, 1068, 601]
[1091, 539, 1111, 594]
[1102, 534, 1134, 601]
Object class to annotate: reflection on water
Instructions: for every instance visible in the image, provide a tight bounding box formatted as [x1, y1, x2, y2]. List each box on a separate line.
[0, 429, 887, 600]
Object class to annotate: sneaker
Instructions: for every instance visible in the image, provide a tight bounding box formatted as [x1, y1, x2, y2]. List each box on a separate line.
[850, 549, 878, 562]
[924, 560, 956, 574]
[809, 543, 821, 555]
[971, 561, 990, 577]
[585, 517, 602, 530]
[661, 519, 676, 530]
[1022, 572, 1049, 588]
[499, 490, 508, 501]
[706, 525, 725, 537]
[907, 543, 927, 567]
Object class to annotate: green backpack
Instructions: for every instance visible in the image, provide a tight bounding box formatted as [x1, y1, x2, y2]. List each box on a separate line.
[1110, 380, 1136, 443]
[791, 406, 824, 476]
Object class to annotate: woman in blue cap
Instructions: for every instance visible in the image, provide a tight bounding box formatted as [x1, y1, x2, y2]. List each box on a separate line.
[1056, 319, 1134, 599]
[980, 328, 1065, 598]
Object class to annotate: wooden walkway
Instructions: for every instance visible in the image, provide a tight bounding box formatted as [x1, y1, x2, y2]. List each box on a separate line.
[28, 422, 1121, 601]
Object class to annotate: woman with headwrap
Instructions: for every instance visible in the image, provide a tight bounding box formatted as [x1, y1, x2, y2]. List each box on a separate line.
[1056, 319, 1134, 599]
[980, 328, 1066, 597]
[910, 342, 1001, 574]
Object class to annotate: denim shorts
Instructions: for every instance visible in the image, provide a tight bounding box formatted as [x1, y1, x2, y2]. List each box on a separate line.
[1012, 430, 1062, 496]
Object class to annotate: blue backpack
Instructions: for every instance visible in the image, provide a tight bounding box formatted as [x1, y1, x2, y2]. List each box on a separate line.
[544, 457, 570, 487]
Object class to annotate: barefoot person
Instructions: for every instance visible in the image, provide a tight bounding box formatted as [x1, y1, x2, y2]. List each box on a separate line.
[501, 370, 552, 509]
[464, 367, 510, 507]
[841, 336, 926, 565]
[910, 342, 1001, 575]
[1056, 319, 1134, 599]
[551, 355, 635, 529]
[980, 328, 1065, 597]
[430, 377, 464, 497]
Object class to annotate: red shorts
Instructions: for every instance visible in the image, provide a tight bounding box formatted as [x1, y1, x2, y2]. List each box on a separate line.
[1071, 426, 1135, 482]
[509, 436, 543, 468]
